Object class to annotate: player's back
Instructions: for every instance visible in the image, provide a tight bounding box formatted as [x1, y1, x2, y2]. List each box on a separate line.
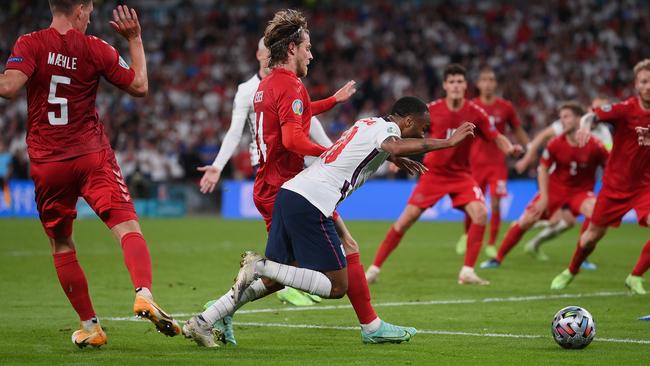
[6, 28, 134, 162]
[470, 97, 519, 165]
[544, 135, 608, 193]
[283, 117, 399, 216]
[253, 68, 312, 189]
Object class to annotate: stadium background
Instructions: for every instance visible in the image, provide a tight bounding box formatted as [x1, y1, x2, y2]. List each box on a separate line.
[1, 0, 648, 218]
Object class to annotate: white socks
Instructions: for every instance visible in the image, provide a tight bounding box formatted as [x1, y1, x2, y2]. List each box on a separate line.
[531, 219, 570, 249]
[200, 278, 269, 326]
[255, 259, 332, 298]
[135, 287, 153, 300]
[360, 317, 381, 334]
[81, 317, 99, 331]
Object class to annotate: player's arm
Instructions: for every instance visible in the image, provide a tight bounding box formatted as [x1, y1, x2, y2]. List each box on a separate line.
[309, 116, 333, 147]
[381, 122, 475, 156]
[281, 121, 327, 156]
[109, 5, 147, 97]
[514, 126, 556, 173]
[494, 134, 524, 157]
[311, 80, 357, 115]
[0, 70, 28, 99]
[196, 87, 250, 194]
[530, 162, 550, 217]
[513, 126, 530, 146]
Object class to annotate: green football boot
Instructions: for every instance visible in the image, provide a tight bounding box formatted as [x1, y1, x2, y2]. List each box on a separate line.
[550, 269, 575, 290]
[203, 300, 236, 345]
[625, 274, 647, 295]
[362, 320, 417, 344]
[456, 233, 467, 255]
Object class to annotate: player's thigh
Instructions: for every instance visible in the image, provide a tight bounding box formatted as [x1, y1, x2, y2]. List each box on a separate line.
[577, 193, 597, 218]
[464, 200, 488, 224]
[591, 189, 633, 228]
[265, 193, 294, 264]
[517, 209, 540, 230]
[30, 159, 80, 239]
[406, 177, 446, 213]
[79, 149, 138, 230]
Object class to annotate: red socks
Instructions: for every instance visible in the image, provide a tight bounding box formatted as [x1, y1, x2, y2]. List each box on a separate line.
[121, 232, 152, 290]
[488, 210, 501, 245]
[372, 226, 403, 268]
[346, 253, 378, 324]
[568, 219, 593, 274]
[464, 215, 471, 233]
[495, 223, 525, 262]
[53, 251, 95, 321]
[465, 224, 486, 267]
[632, 239, 650, 276]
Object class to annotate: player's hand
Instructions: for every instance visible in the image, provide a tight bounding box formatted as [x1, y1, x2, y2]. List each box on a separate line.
[110, 5, 142, 41]
[448, 122, 476, 146]
[514, 157, 529, 174]
[197, 165, 222, 194]
[389, 156, 428, 175]
[333, 80, 357, 103]
[576, 127, 591, 147]
[509, 144, 525, 158]
[636, 125, 650, 146]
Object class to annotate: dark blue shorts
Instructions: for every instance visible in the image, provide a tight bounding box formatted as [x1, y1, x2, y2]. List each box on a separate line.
[265, 189, 347, 272]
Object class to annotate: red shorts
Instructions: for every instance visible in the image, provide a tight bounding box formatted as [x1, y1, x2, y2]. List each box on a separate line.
[472, 164, 508, 198]
[30, 149, 137, 239]
[526, 191, 594, 220]
[591, 184, 650, 227]
[407, 173, 484, 209]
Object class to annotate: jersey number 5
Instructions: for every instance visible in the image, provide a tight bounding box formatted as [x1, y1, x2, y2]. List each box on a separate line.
[48, 75, 71, 125]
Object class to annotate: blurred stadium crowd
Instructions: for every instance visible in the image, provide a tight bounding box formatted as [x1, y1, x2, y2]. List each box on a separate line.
[1, 0, 648, 195]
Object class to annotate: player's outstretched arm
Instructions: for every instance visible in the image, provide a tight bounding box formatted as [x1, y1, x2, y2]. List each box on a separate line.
[381, 122, 475, 156]
[529, 164, 550, 218]
[576, 112, 597, 147]
[494, 134, 524, 158]
[0, 70, 28, 99]
[311, 80, 357, 115]
[110, 5, 147, 97]
[514, 126, 555, 173]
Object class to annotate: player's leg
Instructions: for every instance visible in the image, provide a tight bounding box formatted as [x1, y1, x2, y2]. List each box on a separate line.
[481, 206, 539, 268]
[367, 204, 425, 283]
[80, 149, 180, 336]
[485, 175, 507, 257]
[456, 175, 487, 256]
[455, 214, 472, 255]
[524, 209, 575, 260]
[576, 195, 598, 270]
[460, 199, 490, 285]
[334, 216, 416, 343]
[626, 197, 650, 294]
[31, 158, 106, 348]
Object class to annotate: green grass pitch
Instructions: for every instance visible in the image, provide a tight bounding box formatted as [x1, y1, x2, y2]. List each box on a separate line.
[0, 217, 648, 365]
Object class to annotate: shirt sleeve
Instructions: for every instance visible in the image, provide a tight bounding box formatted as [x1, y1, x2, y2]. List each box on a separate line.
[593, 101, 628, 126]
[539, 139, 556, 168]
[90, 37, 135, 89]
[375, 121, 402, 150]
[311, 96, 337, 116]
[212, 84, 251, 169]
[276, 85, 304, 128]
[475, 107, 498, 141]
[5, 34, 38, 77]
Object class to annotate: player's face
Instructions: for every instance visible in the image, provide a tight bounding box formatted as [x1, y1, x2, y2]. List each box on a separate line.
[477, 71, 497, 96]
[73, 1, 93, 33]
[635, 69, 650, 104]
[443, 74, 467, 100]
[402, 114, 430, 138]
[294, 32, 313, 78]
[559, 109, 579, 133]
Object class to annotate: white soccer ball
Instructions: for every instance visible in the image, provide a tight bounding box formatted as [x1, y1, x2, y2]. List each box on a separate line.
[551, 306, 596, 349]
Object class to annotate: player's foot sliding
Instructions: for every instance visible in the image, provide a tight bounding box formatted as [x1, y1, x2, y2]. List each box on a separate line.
[71, 317, 107, 349]
[625, 274, 647, 295]
[203, 300, 237, 345]
[361, 320, 417, 344]
[457, 266, 489, 285]
[550, 269, 575, 290]
[183, 315, 220, 347]
[365, 265, 381, 284]
[524, 241, 550, 261]
[232, 251, 263, 302]
[133, 289, 181, 337]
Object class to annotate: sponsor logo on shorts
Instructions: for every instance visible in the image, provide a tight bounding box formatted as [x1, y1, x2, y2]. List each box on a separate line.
[292, 99, 304, 115]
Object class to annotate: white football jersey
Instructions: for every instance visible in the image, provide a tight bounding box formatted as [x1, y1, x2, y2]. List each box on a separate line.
[550, 119, 613, 150]
[283, 117, 401, 216]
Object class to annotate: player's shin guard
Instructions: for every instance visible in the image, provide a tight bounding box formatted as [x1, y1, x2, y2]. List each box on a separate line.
[465, 224, 486, 267]
[372, 226, 404, 268]
[201, 279, 268, 325]
[121, 232, 152, 290]
[53, 251, 96, 321]
[568, 220, 594, 275]
[495, 223, 525, 262]
[346, 253, 378, 325]
[632, 239, 650, 276]
[489, 210, 501, 245]
[256, 260, 332, 297]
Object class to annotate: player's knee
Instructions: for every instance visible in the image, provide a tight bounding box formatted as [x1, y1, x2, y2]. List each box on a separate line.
[329, 281, 348, 299]
[342, 236, 359, 255]
[471, 206, 488, 224]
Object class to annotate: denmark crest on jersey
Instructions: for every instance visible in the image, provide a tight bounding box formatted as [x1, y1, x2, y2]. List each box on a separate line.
[292, 99, 304, 115]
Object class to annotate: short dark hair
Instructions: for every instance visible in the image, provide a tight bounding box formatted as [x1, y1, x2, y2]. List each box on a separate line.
[264, 9, 308, 68]
[391, 96, 428, 118]
[48, 0, 91, 15]
[443, 64, 466, 81]
[558, 101, 585, 117]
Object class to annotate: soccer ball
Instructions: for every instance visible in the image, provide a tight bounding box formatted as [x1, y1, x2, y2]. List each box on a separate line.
[551, 306, 596, 349]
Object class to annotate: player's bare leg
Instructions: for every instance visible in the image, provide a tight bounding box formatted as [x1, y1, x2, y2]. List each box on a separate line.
[368, 204, 424, 283]
[551, 222, 607, 290]
[459, 201, 490, 285]
[481, 207, 537, 269]
[50, 236, 107, 348]
[484, 195, 501, 258]
[525, 209, 575, 260]
[111, 220, 180, 336]
[336, 217, 416, 343]
[627, 214, 650, 295]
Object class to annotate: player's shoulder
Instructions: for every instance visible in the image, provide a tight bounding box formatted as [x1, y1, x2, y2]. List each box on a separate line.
[427, 99, 445, 111]
[237, 74, 261, 94]
[466, 100, 490, 118]
[546, 135, 564, 149]
[496, 97, 515, 109]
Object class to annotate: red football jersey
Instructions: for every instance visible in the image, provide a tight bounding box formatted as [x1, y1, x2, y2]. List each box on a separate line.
[540, 135, 609, 194]
[470, 97, 521, 166]
[424, 99, 498, 177]
[253, 68, 314, 198]
[593, 97, 650, 195]
[5, 28, 135, 162]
